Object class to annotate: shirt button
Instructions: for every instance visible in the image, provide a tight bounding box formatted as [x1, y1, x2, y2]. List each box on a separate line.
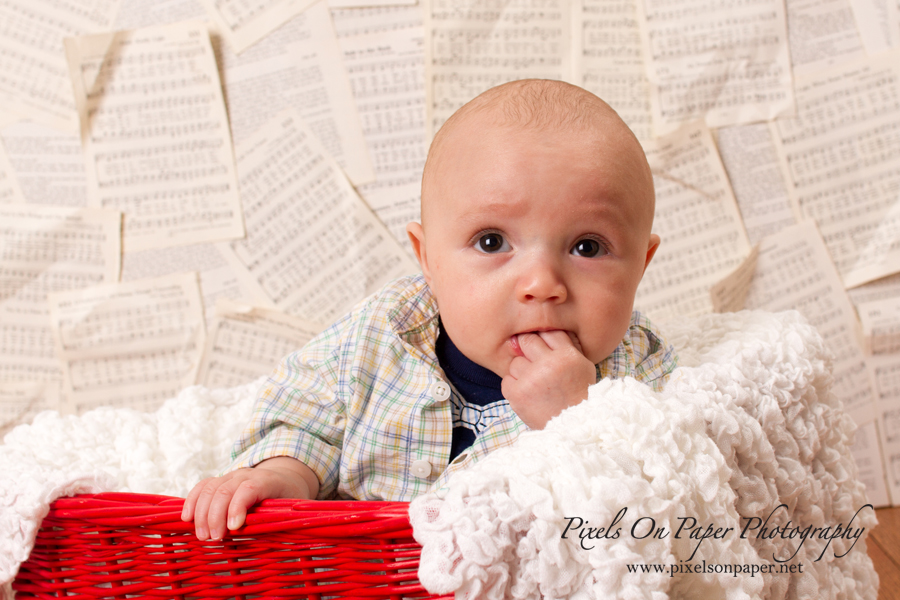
[431, 381, 451, 401]
[410, 459, 432, 478]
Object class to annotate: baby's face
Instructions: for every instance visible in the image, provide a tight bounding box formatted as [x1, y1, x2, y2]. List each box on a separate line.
[410, 118, 658, 378]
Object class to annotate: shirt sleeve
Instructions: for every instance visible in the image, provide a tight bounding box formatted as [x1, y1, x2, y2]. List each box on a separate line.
[225, 311, 354, 499]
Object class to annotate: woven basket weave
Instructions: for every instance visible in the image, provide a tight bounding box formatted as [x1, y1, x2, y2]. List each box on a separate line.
[13, 492, 449, 600]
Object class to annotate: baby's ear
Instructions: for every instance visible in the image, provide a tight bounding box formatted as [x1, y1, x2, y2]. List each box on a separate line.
[406, 222, 431, 280]
[643, 233, 661, 275]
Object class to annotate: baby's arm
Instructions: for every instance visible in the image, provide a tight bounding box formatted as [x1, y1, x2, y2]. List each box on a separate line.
[181, 456, 320, 541]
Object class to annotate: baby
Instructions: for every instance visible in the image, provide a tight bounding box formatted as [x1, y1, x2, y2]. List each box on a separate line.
[182, 79, 676, 541]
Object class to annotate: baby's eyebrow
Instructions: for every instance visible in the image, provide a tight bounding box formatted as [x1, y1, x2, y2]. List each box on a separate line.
[453, 199, 522, 225]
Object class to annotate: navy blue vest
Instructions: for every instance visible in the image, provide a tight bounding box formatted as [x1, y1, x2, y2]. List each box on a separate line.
[435, 321, 506, 462]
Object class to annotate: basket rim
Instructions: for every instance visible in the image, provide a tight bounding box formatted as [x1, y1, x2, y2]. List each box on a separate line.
[44, 493, 415, 538]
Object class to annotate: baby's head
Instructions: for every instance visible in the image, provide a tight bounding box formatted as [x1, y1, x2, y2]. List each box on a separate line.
[407, 79, 659, 378]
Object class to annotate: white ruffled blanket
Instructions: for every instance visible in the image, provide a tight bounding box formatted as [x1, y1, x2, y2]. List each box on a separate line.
[0, 310, 879, 600]
[409, 310, 879, 600]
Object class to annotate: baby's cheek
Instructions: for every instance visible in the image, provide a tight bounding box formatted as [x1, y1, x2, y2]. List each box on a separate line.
[582, 340, 615, 367]
[582, 318, 631, 364]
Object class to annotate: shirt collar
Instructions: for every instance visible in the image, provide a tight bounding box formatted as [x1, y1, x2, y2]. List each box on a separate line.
[387, 274, 440, 364]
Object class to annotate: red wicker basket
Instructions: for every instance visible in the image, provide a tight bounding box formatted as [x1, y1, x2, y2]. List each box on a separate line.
[13, 493, 449, 600]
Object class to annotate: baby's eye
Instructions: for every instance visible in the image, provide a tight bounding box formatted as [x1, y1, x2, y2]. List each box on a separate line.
[571, 238, 606, 258]
[476, 232, 510, 253]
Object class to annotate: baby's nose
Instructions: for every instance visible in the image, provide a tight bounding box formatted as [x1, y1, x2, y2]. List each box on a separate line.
[516, 260, 567, 303]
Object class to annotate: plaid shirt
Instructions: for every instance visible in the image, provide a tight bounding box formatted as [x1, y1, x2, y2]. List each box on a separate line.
[228, 274, 677, 501]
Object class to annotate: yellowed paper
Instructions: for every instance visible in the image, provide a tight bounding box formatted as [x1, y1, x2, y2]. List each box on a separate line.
[65, 21, 244, 253]
[0, 140, 25, 204]
[0, 205, 120, 393]
[869, 356, 900, 505]
[329, 0, 416, 7]
[635, 122, 752, 320]
[573, 0, 651, 142]
[112, 0, 374, 185]
[219, 110, 418, 324]
[0, 382, 61, 437]
[47, 272, 206, 414]
[710, 246, 759, 313]
[121, 243, 266, 327]
[0, 122, 87, 206]
[787, 0, 865, 77]
[423, 0, 573, 138]
[333, 5, 427, 254]
[0, 0, 124, 132]
[849, 418, 891, 507]
[716, 123, 796, 245]
[849, 0, 900, 56]
[635, 0, 794, 135]
[857, 297, 900, 354]
[743, 220, 877, 426]
[199, 0, 318, 53]
[197, 299, 325, 388]
[850, 274, 900, 307]
[771, 50, 900, 288]
[216, 2, 374, 185]
[114, 0, 206, 29]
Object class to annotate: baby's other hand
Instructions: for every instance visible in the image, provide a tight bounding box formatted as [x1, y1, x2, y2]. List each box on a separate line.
[501, 330, 597, 430]
[181, 456, 319, 541]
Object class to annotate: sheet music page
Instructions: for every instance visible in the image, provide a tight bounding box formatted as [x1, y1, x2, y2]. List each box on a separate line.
[114, 0, 206, 29]
[573, 0, 652, 142]
[0, 382, 61, 437]
[219, 110, 418, 324]
[770, 50, 900, 288]
[849, 0, 900, 56]
[849, 417, 892, 507]
[634, 0, 794, 136]
[65, 22, 245, 254]
[197, 299, 324, 388]
[423, 0, 572, 138]
[869, 356, 900, 505]
[330, 0, 416, 7]
[121, 244, 267, 326]
[47, 272, 206, 414]
[0, 0, 124, 133]
[198, 0, 318, 53]
[332, 5, 427, 254]
[0, 122, 87, 206]
[634, 122, 752, 320]
[0, 205, 120, 394]
[715, 123, 796, 245]
[856, 298, 900, 354]
[710, 246, 759, 313]
[786, 0, 865, 78]
[0, 140, 25, 204]
[849, 274, 900, 306]
[215, 1, 374, 186]
[742, 220, 877, 426]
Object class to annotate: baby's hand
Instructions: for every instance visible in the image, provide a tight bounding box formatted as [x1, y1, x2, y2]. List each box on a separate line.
[181, 456, 318, 541]
[501, 330, 597, 430]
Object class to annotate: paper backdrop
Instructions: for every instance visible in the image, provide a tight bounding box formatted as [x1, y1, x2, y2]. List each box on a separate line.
[1, 0, 900, 505]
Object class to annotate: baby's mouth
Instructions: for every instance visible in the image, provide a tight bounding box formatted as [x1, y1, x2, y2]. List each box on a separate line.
[510, 334, 526, 357]
[509, 328, 570, 357]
